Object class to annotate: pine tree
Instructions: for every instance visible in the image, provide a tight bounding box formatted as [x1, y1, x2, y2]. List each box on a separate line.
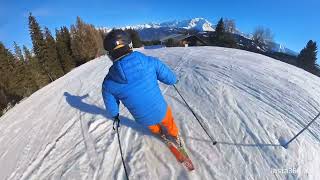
[28, 13, 44, 59]
[70, 17, 99, 65]
[23, 45, 32, 62]
[28, 56, 49, 88]
[28, 13, 53, 84]
[56, 26, 76, 73]
[86, 24, 100, 58]
[0, 42, 22, 111]
[215, 18, 225, 41]
[211, 18, 237, 48]
[94, 28, 106, 57]
[44, 27, 65, 79]
[13, 42, 24, 62]
[166, 38, 177, 47]
[22, 45, 39, 93]
[10, 58, 36, 97]
[0, 84, 10, 115]
[1, 43, 37, 98]
[298, 40, 318, 73]
[0, 42, 14, 91]
[125, 29, 142, 48]
[0, 42, 38, 113]
[70, 17, 85, 65]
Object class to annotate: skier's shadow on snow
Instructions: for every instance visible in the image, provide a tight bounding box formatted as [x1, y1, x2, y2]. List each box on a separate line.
[187, 137, 281, 147]
[63, 92, 152, 135]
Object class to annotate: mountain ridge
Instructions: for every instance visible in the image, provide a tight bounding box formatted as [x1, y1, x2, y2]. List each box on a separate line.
[99, 17, 297, 56]
[123, 17, 215, 32]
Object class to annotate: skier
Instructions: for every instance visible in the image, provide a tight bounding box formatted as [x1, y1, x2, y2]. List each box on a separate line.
[102, 29, 182, 146]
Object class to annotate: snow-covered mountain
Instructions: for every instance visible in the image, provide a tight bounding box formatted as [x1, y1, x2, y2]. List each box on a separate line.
[272, 43, 299, 56]
[1, 47, 319, 179]
[124, 18, 215, 32]
[100, 17, 297, 56]
[98, 18, 216, 42]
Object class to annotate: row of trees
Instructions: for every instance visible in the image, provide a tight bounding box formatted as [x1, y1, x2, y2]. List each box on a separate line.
[210, 18, 275, 51]
[0, 14, 107, 115]
[0, 42, 33, 114]
[1, 13, 144, 116]
[210, 18, 318, 76]
[27, 14, 106, 87]
[125, 29, 143, 48]
[209, 18, 238, 48]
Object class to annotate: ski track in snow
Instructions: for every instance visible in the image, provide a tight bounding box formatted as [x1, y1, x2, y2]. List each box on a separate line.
[0, 47, 320, 180]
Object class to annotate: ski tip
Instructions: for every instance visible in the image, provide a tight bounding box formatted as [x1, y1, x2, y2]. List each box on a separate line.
[212, 141, 217, 145]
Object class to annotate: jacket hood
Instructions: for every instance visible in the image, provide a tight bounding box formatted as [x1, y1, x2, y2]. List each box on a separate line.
[108, 51, 143, 84]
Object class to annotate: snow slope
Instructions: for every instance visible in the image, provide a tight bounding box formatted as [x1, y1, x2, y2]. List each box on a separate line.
[0, 47, 320, 180]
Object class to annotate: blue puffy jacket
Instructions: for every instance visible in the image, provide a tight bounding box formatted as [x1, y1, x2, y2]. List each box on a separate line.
[102, 51, 177, 126]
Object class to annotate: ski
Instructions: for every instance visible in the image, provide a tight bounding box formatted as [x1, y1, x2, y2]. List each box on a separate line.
[178, 146, 194, 171]
[160, 134, 195, 171]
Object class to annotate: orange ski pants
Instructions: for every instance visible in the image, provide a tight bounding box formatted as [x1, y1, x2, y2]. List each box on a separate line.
[148, 106, 179, 138]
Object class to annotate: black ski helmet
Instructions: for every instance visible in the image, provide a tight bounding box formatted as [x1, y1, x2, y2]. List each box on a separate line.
[104, 29, 133, 61]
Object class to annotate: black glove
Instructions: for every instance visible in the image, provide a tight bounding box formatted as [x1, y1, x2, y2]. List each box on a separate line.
[113, 114, 120, 130]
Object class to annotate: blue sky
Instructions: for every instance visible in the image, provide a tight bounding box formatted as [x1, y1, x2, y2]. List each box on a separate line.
[0, 0, 319, 59]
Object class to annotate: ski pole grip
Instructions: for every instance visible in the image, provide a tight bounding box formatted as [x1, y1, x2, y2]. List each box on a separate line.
[113, 114, 120, 130]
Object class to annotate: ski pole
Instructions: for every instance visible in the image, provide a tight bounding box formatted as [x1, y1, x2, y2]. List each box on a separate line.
[282, 112, 320, 149]
[113, 116, 129, 180]
[173, 84, 217, 145]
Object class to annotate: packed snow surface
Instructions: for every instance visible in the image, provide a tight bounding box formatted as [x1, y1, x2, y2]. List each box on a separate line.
[0, 47, 320, 180]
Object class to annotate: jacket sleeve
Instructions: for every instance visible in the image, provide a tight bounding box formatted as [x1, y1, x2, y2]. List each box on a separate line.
[102, 83, 119, 118]
[150, 56, 177, 85]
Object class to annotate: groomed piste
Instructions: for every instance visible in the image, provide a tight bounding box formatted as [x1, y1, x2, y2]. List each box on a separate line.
[0, 47, 319, 180]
